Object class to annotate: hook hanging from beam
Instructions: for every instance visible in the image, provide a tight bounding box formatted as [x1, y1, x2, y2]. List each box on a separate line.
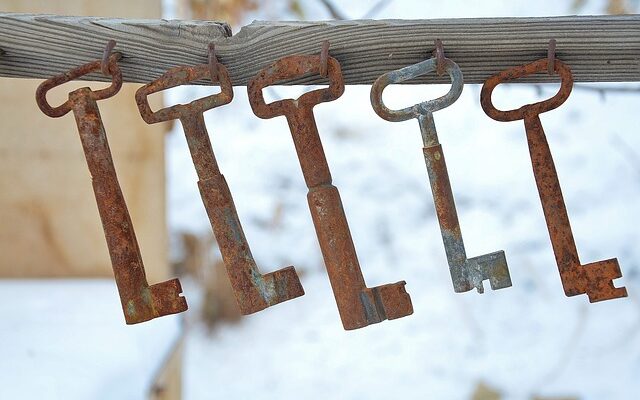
[319, 40, 330, 78]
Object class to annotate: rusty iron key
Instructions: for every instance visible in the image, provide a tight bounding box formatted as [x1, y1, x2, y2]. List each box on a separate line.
[35, 54, 188, 324]
[371, 57, 512, 294]
[481, 58, 627, 302]
[248, 54, 413, 330]
[135, 60, 304, 314]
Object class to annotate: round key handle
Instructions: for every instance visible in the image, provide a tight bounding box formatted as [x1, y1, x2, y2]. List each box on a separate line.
[481, 58, 573, 122]
[135, 63, 233, 124]
[370, 57, 463, 122]
[36, 54, 123, 118]
[248, 55, 345, 119]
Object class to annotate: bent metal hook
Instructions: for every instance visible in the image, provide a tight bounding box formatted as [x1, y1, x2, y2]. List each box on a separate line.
[480, 57, 627, 302]
[35, 49, 188, 324]
[371, 56, 512, 294]
[247, 53, 413, 330]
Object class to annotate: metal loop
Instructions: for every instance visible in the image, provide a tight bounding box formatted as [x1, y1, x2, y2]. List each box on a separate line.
[480, 58, 573, 122]
[36, 53, 123, 118]
[370, 57, 464, 123]
[135, 62, 233, 124]
[320, 40, 330, 78]
[248, 54, 345, 119]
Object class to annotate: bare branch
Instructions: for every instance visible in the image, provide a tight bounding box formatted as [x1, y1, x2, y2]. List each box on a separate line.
[534, 304, 588, 388]
[317, 0, 347, 20]
[573, 84, 640, 100]
[362, 0, 393, 19]
[611, 133, 640, 181]
[539, 84, 640, 102]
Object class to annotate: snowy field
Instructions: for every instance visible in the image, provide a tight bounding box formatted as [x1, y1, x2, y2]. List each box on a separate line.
[164, 1, 640, 399]
[0, 280, 181, 400]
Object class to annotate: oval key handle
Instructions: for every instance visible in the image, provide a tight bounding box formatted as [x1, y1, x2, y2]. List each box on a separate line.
[370, 57, 463, 122]
[481, 58, 574, 122]
[135, 63, 234, 124]
[248, 54, 345, 119]
[36, 54, 123, 118]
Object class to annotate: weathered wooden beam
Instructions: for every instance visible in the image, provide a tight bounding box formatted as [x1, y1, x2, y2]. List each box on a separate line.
[0, 13, 638, 85]
[0, 13, 231, 84]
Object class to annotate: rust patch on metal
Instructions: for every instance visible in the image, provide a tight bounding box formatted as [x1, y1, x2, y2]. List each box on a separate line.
[135, 59, 304, 315]
[248, 54, 413, 330]
[35, 53, 188, 324]
[480, 58, 627, 302]
[371, 57, 512, 294]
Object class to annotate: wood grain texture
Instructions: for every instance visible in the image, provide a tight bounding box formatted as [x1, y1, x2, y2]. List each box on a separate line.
[0, 13, 231, 84]
[0, 13, 639, 85]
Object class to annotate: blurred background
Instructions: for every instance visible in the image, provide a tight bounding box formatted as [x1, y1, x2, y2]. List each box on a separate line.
[1, 0, 639, 399]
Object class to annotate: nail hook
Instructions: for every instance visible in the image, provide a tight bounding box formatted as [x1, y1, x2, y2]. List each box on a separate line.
[433, 39, 446, 76]
[320, 40, 330, 78]
[547, 39, 556, 76]
[208, 42, 218, 82]
[101, 39, 120, 76]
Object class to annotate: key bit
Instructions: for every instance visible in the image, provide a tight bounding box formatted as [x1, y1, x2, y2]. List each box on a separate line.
[248, 54, 413, 330]
[481, 58, 627, 303]
[35, 53, 188, 324]
[136, 60, 304, 315]
[371, 57, 512, 294]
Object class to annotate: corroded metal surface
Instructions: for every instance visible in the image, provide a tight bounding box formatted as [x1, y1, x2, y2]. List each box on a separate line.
[481, 58, 627, 302]
[35, 54, 188, 324]
[248, 54, 413, 330]
[136, 61, 304, 315]
[371, 57, 512, 294]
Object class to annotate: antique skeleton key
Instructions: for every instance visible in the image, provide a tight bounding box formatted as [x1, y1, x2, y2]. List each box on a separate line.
[371, 57, 512, 293]
[35, 53, 188, 324]
[248, 54, 413, 330]
[481, 58, 627, 302]
[136, 58, 304, 315]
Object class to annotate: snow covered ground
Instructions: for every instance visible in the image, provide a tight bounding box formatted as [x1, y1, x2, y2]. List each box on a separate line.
[161, 1, 640, 399]
[0, 280, 182, 400]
